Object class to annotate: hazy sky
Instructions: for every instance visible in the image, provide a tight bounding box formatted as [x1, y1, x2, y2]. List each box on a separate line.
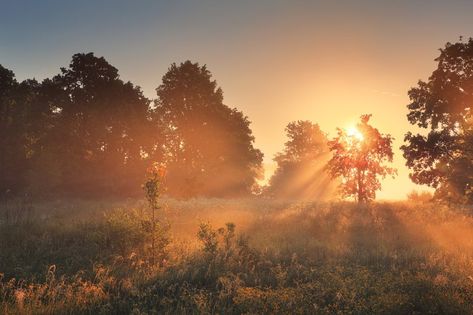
[2, 0, 473, 199]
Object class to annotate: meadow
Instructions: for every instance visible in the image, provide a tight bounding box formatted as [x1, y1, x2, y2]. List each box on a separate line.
[2, 197, 473, 314]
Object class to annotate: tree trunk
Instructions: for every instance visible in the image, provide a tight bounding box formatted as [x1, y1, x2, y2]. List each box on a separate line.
[357, 168, 364, 204]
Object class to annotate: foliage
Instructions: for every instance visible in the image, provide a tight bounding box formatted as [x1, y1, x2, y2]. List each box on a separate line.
[3, 199, 473, 313]
[266, 121, 335, 200]
[327, 115, 396, 202]
[401, 38, 473, 204]
[407, 190, 434, 203]
[46, 53, 159, 197]
[0, 66, 34, 195]
[0, 53, 161, 198]
[142, 163, 169, 265]
[155, 61, 264, 198]
[143, 163, 166, 211]
[0, 56, 265, 200]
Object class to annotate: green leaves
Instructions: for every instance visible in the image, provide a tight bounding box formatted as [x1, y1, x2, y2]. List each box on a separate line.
[403, 38, 473, 204]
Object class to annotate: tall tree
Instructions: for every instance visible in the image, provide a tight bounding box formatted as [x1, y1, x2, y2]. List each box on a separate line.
[43, 53, 159, 196]
[266, 121, 335, 199]
[401, 38, 473, 203]
[0, 65, 63, 196]
[155, 61, 263, 198]
[23, 78, 72, 195]
[327, 115, 396, 203]
[0, 65, 25, 195]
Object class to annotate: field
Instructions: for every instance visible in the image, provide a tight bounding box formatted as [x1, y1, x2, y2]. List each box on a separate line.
[2, 198, 473, 314]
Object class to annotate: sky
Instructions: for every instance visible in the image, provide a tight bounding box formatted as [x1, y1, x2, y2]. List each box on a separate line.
[1, 0, 473, 199]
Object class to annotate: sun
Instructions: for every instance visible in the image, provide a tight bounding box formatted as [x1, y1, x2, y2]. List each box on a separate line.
[346, 126, 364, 141]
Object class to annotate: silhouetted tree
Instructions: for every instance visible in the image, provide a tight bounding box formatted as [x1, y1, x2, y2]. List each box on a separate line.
[266, 121, 334, 199]
[42, 53, 159, 196]
[401, 38, 473, 203]
[0, 63, 67, 197]
[155, 61, 263, 198]
[327, 115, 396, 203]
[20, 78, 65, 195]
[0, 65, 25, 195]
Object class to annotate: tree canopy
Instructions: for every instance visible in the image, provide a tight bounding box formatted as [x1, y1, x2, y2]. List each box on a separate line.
[40, 53, 159, 196]
[327, 115, 396, 203]
[0, 65, 25, 195]
[266, 121, 335, 199]
[401, 38, 473, 203]
[155, 61, 263, 198]
[0, 56, 265, 199]
[0, 55, 146, 197]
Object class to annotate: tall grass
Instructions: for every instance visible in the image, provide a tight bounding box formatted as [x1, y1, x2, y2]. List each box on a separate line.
[2, 198, 473, 314]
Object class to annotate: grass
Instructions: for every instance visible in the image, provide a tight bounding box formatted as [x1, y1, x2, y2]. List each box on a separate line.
[2, 198, 473, 314]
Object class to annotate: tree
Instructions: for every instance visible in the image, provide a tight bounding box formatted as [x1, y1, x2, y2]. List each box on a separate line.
[155, 61, 263, 198]
[326, 114, 396, 203]
[143, 162, 169, 265]
[266, 120, 335, 199]
[0, 64, 25, 195]
[22, 78, 69, 195]
[0, 65, 64, 197]
[40, 53, 159, 197]
[401, 38, 473, 203]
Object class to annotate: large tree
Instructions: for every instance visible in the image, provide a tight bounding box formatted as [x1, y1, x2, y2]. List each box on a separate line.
[155, 61, 263, 198]
[401, 38, 473, 203]
[0, 65, 26, 195]
[327, 115, 396, 203]
[266, 120, 335, 200]
[41, 53, 159, 196]
[0, 68, 51, 196]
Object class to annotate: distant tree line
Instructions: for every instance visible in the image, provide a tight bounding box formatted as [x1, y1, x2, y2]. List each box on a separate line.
[0, 53, 263, 199]
[2, 37, 472, 203]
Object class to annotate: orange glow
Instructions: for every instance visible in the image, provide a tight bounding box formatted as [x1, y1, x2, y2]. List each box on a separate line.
[346, 126, 364, 141]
